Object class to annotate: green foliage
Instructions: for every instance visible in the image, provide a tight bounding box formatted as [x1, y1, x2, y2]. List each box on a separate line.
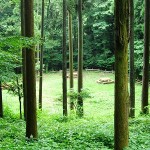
[45, 117, 114, 149]
[68, 88, 91, 100]
[43, 0, 63, 71]
[0, 36, 40, 51]
[0, 0, 20, 36]
[56, 88, 91, 113]
[0, 108, 114, 149]
[134, 40, 144, 79]
[7, 76, 23, 98]
[126, 115, 150, 149]
[134, 0, 144, 40]
[67, 0, 76, 14]
[0, 0, 144, 77]
[35, 61, 45, 72]
[0, 0, 145, 77]
[0, 36, 40, 82]
[1, 108, 150, 149]
[1, 72, 149, 149]
[83, 0, 115, 70]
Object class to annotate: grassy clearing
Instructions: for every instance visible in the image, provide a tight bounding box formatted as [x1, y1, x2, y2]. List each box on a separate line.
[0, 71, 150, 149]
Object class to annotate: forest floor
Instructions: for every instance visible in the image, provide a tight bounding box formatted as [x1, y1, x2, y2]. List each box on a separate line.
[0, 71, 150, 150]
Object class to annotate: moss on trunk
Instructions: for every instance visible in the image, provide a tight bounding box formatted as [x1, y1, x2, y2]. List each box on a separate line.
[114, 0, 129, 149]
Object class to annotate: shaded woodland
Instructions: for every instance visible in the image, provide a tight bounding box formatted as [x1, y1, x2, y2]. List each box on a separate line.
[0, 0, 149, 150]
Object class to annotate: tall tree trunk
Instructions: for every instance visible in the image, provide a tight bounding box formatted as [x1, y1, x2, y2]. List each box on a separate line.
[114, 0, 129, 149]
[68, 11, 74, 110]
[0, 81, 3, 118]
[39, 0, 45, 110]
[62, 0, 67, 116]
[77, 0, 83, 117]
[25, 0, 38, 139]
[141, 0, 150, 114]
[21, 0, 27, 121]
[129, 0, 135, 118]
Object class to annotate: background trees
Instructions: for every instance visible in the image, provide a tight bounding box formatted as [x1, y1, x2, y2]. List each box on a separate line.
[83, 0, 114, 70]
[0, 0, 146, 80]
[44, 0, 63, 71]
[134, 0, 144, 79]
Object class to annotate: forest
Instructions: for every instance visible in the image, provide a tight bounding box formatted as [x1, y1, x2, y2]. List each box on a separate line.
[0, 0, 150, 150]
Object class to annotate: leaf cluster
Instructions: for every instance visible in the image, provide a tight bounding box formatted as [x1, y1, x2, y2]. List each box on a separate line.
[0, 36, 40, 82]
[7, 76, 23, 98]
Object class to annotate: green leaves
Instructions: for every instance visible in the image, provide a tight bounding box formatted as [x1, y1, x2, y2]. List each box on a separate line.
[127, 116, 150, 149]
[0, 36, 40, 51]
[0, 36, 40, 82]
[0, 110, 114, 149]
[134, 40, 144, 78]
[67, 0, 76, 14]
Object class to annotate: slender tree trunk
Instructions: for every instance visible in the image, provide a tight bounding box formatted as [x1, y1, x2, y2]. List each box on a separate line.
[39, 0, 45, 110]
[35, 0, 40, 73]
[114, 0, 129, 149]
[0, 81, 3, 118]
[68, 11, 74, 110]
[25, 0, 38, 139]
[141, 0, 150, 114]
[129, 0, 135, 118]
[77, 0, 83, 117]
[21, 0, 27, 120]
[16, 77, 22, 119]
[19, 97, 22, 119]
[62, 0, 67, 116]
[73, 15, 78, 53]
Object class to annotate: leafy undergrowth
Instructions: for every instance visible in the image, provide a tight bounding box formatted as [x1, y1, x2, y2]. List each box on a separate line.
[127, 114, 150, 150]
[0, 108, 150, 150]
[1, 72, 149, 149]
[0, 108, 114, 150]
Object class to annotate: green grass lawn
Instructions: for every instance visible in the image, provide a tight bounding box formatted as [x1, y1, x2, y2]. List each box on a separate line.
[0, 71, 150, 150]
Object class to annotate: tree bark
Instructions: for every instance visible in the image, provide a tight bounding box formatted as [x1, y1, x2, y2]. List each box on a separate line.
[62, 0, 67, 116]
[0, 81, 3, 118]
[114, 0, 129, 149]
[21, 0, 27, 121]
[141, 0, 150, 114]
[39, 0, 45, 110]
[77, 0, 83, 117]
[68, 11, 74, 110]
[129, 0, 135, 118]
[25, 0, 38, 139]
